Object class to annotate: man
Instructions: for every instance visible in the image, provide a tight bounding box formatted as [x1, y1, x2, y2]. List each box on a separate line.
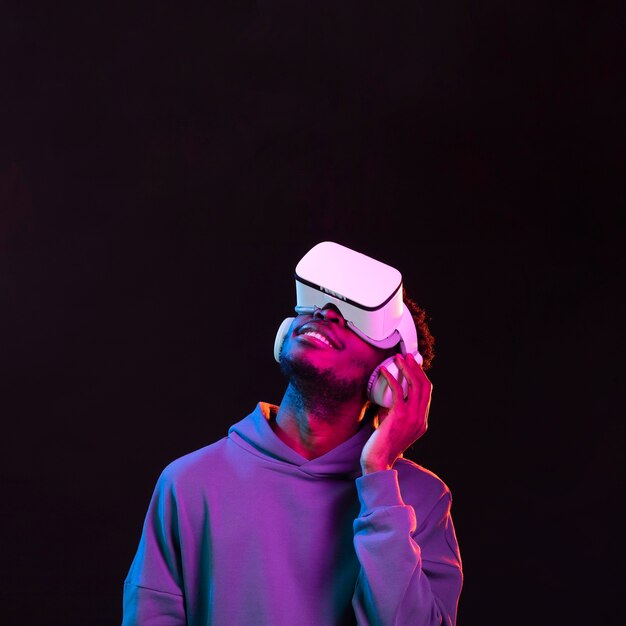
[122, 241, 463, 625]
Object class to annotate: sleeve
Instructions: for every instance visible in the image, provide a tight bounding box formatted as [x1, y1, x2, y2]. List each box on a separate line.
[352, 469, 463, 626]
[122, 470, 187, 626]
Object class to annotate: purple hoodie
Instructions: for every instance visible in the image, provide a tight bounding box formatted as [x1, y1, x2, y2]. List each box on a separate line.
[122, 403, 463, 625]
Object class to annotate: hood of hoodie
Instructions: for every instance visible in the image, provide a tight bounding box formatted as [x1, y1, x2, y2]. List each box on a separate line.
[228, 402, 373, 479]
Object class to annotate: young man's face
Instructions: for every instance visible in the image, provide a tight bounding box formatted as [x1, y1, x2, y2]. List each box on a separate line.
[279, 304, 395, 402]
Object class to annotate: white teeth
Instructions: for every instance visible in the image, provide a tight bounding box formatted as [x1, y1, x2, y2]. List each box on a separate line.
[302, 331, 333, 348]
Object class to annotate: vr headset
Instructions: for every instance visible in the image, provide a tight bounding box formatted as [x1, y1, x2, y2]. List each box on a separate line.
[274, 241, 423, 408]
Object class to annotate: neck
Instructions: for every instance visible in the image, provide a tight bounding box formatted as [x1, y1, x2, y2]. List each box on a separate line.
[272, 383, 370, 460]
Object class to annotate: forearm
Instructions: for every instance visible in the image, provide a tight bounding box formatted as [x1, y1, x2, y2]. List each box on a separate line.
[352, 470, 462, 626]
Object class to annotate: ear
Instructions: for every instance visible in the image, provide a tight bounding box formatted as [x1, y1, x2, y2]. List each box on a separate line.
[274, 317, 295, 362]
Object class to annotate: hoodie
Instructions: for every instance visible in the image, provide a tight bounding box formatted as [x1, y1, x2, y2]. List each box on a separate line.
[122, 403, 463, 625]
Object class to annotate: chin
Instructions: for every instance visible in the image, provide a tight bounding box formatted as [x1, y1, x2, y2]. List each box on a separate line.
[279, 351, 370, 403]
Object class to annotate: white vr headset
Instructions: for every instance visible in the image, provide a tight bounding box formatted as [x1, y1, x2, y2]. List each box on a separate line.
[274, 241, 423, 407]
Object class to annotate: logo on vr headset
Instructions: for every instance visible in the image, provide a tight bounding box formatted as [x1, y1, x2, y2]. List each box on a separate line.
[319, 286, 347, 301]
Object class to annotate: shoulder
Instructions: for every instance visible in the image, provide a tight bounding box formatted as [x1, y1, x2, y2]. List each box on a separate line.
[395, 457, 451, 493]
[394, 457, 454, 513]
[156, 436, 231, 490]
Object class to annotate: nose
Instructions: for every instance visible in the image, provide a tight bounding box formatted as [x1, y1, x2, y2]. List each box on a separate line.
[313, 305, 345, 325]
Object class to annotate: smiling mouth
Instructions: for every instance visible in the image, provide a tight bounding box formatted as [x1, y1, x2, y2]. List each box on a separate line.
[300, 330, 335, 348]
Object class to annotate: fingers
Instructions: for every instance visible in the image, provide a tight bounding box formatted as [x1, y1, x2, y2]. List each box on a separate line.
[395, 353, 413, 394]
[379, 354, 420, 407]
[379, 364, 404, 404]
[380, 353, 433, 414]
[396, 353, 432, 391]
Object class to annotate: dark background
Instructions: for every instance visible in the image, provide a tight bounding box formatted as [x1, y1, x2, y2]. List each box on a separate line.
[2, 2, 624, 625]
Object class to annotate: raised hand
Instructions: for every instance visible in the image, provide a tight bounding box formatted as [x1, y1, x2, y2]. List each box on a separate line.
[360, 353, 433, 474]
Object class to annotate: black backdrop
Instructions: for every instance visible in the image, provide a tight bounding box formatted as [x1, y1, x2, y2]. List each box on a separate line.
[2, 2, 624, 625]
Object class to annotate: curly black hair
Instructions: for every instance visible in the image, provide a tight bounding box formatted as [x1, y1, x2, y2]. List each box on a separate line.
[403, 293, 435, 370]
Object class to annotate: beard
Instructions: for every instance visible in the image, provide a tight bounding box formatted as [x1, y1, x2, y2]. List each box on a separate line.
[279, 351, 372, 406]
